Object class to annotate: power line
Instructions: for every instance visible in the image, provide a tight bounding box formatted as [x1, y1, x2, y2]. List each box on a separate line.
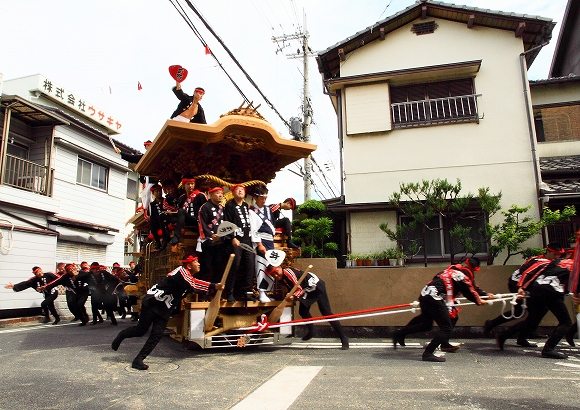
[179, 0, 292, 130]
[168, 0, 252, 104]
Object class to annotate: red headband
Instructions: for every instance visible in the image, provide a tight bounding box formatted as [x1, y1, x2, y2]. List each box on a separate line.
[32, 267, 42, 274]
[547, 247, 565, 255]
[209, 187, 223, 193]
[232, 184, 245, 192]
[465, 259, 480, 272]
[65, 263, 76, 272]
[57, 263, 65, 268]
[150, 185, 162, 192]
[194, 88, 205, 95]
[182, 255, 198, 263]
[182, 178, 196, 184]
[265, 266, 278, 275]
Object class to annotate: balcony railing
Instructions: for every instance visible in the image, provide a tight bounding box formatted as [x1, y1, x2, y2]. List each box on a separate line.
[391, 94, 482, 128]
[2, 154, 49, 195]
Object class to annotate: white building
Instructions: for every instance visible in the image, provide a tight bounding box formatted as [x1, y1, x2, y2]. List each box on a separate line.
[0, 73, 138, 318]
[315, 0, 556, 265]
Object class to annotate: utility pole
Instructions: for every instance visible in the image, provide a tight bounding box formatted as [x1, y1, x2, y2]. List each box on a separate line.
[272, 12, 315, 201]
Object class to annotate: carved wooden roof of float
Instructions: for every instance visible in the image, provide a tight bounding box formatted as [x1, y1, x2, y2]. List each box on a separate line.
[135, 104, 316, 184]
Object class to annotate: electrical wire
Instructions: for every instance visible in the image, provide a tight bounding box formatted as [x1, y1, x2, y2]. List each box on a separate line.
[179, 0, 292, 130]
[168, 0, 252, 104]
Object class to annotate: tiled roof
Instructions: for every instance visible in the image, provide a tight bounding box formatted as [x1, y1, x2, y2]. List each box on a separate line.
[540, 156, 580, 173]
[540, 155, 580, 194]
[530, 74, 580, 85]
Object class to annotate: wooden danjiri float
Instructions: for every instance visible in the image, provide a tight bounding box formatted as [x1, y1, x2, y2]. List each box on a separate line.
[125, 103, 316, 349]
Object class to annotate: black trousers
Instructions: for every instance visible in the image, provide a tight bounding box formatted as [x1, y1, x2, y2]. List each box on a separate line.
[200, 241, 226, 283]
[174, 210, 197, 239]
[298, 284, 347, 342]
[91, 294, 117, 324]
[66, 289, 89, 322]
[397, 296, 453, 354]
[115, 304, 169, 360]
[229, 244, 255, 298]
[41, 292, 59, 319]
[501, 287, 572, 349]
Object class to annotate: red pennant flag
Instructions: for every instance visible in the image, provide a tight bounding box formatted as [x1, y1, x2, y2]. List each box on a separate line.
[138, 81, 142, 91]
[205, 45, 211, 55]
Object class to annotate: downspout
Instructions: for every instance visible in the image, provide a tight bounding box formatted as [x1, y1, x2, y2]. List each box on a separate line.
[519, 42, 549, 246]
[0, 102, 17, 185]
[519, 42, 548, 198]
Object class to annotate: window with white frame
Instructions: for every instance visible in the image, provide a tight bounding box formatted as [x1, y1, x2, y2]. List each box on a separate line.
[400, 212, 487, 259]
[77, 157, 108, 191]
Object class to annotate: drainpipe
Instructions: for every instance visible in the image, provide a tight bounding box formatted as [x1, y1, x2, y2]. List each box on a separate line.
[0, 102, 17, 185]
[519, 44, 548, 194]
[519, 42, 549, 244]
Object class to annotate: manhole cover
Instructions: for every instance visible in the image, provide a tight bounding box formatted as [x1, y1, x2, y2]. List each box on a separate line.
[124, 362, 179, 373]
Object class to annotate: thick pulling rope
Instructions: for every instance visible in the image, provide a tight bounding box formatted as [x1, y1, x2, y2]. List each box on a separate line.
[237, 294, 522, 333]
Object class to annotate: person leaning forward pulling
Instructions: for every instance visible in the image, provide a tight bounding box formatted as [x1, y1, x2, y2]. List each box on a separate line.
[266, 264, 349, 350]
[170, 80, 206, 124]
[111, 255, 224, 370]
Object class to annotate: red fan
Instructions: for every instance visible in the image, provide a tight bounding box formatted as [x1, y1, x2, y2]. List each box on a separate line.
[169, 65, 188, 83]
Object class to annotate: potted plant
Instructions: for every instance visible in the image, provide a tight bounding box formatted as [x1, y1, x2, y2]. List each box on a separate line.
[375, 251, 385, 266]
[344, 254, 354, 268]
[351, 253, 364, 266]
[386, 247, 398, 267]
[363, 253, 372, 266]
[394, 248, 406, 266]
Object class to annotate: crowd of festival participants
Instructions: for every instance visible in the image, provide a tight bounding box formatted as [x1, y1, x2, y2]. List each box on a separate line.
[4, 81, 580, 370]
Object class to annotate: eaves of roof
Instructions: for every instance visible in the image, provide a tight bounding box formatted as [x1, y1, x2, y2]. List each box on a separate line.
[316, 0, 555, 82]
[529, 74, 580, 86]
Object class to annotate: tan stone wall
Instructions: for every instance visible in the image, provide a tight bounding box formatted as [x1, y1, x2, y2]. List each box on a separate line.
[293, 259, 575, 327]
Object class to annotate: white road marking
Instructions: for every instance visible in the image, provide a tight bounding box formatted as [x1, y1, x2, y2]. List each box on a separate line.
[280, 342, 422, 349]
[230, 366, 322, 410]
[554, 362, 580, 369]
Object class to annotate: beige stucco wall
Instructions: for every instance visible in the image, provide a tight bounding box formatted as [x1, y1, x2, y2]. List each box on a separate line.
[336, 18, 543, 255]
[294, 259, 573, 328]
[349, 211, 397, 254]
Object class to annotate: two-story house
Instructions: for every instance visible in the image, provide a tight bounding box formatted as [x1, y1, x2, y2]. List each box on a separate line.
[315, 0, 555, 265]
[0, 74, 137, 318]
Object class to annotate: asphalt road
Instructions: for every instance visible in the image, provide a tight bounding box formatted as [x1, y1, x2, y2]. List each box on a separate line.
[0, 319, 578, 410]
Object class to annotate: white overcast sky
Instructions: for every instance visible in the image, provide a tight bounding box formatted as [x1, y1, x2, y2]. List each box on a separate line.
[0, 0, 568, 203]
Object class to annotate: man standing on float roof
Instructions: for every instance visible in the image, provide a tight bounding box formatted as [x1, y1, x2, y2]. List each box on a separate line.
[170, 80, 206, 124]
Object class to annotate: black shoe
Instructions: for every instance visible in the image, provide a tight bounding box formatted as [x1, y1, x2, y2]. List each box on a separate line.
[131, 358, 149, 370]
[52, 317, 61, 325]
[131, 315, 139, 322]
[79, 320, 88, 327]
[341, 338, 350, 350]
[496, 333, 507, 351]
[286, 241, 299, 249]
[422, 353, 446, 362]
[245, 294, 258, 302]
[111, 334, 124, 351]
[226, 295, 237, 303]
[121, 313, 127, 319]
[111, 317, 118, 326]
[565, 325, 577, 347]
[516, 339, 537, 348]
[483, 320, 494, 337]
[392, 332, 406, 350]
[302, 331, 316, 341]
[42, 317, 50, 324]
[71, 317, 79, 322]
[541, 348, 568, 359]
